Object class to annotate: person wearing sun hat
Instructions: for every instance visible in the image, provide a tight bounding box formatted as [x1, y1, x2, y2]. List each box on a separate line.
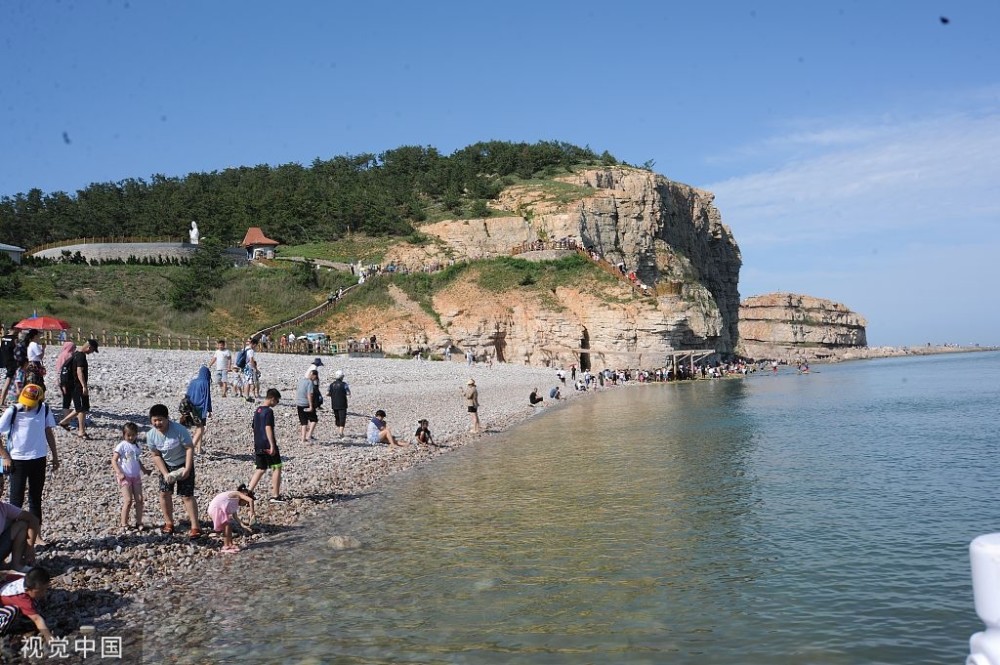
[327, 369, 351, 439]
[0, 384, 60, 545]
[463, 379, 481, 434]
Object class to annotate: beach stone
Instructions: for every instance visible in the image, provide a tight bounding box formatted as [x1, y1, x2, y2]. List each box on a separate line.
[327, 535, 362, 550]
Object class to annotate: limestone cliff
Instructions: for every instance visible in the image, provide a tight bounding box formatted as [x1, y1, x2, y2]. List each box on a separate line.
[738, 292, 868, 360]
[372, 167, 742, 367]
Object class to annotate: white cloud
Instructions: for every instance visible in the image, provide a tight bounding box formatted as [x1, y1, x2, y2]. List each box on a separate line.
[708, 108, 1000, 249]
[711, 98, 1000, 345]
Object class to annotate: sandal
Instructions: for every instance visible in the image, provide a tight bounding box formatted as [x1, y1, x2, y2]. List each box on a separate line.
[189, 528, 203, 539]
[160, 523, 174, 535]
[220, 545, 240, 554]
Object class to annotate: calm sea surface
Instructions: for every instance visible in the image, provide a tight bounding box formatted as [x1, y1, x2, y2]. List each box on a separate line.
[158, 351, 1000, 664]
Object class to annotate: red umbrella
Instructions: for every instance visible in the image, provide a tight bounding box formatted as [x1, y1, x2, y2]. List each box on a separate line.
[13, 316, 70, 331]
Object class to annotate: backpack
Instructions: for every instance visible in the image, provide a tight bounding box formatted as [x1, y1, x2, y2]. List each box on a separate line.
[59, 357, 75, 388]
[178, 396, 204, 428]
[312, 382, 323, 408]
[0, 335, 14, 368]
[234, 348, 248, 370]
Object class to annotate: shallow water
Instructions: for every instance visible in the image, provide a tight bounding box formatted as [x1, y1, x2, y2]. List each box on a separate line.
[147, 351, 1000, 664]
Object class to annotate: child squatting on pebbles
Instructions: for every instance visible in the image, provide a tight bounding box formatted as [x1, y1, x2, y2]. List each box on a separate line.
[207, 485, 256, 554]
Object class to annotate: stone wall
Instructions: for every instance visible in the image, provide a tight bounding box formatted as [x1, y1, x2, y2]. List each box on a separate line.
[32, 243, 248, 264]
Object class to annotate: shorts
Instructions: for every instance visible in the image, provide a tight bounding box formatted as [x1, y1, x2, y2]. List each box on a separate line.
[244, 368, 259, 386]
[297, 407, 318, 425]
[214, 369, 228, 385]
[71, 389, 90, 413]
[333, 409, 347, 428]
[4, 365, 14, 381]
[0, 523, 13, 563]
[0, 605, 19, 635]
[254, 451, 282, 470]
[159, 463, 195, 497]
[118, 475, 142, 495]
[468, 406, 478, 413]
[61, 385, 72, 410]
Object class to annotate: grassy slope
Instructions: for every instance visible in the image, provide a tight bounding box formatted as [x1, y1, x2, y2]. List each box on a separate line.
[1, 264, 345, 338]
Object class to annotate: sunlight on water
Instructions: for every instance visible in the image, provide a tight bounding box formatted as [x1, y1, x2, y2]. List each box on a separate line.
[149, 352, 1000, 664]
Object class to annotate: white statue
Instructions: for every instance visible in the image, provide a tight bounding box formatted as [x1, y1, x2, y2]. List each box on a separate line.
[189, 221, 200, 245]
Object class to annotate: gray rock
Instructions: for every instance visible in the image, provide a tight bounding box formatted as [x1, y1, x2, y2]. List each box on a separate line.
[326, 535, 362, 550]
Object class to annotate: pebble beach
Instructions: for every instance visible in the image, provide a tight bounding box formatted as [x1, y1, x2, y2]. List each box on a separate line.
[12, 346, 593, 655]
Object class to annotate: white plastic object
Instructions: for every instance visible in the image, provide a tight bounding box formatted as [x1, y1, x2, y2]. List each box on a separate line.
[968, 534, 1000, 665]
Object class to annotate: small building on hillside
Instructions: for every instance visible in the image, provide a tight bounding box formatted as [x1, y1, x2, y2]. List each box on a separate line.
[241, 227, 280, 260]
[0, 243, 26, 264]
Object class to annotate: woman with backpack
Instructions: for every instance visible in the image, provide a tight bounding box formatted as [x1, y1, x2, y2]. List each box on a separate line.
[0, 384, 60, 543]
[54, 342, 76, 412]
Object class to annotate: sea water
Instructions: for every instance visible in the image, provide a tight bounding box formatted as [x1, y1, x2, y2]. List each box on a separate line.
[151, 351, 1000, 664]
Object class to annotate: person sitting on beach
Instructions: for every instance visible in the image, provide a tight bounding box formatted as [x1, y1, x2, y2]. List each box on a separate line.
[207, 484, 256, 554]
[145, 404, 201, 538]
[414, 419, 435, 446]
[529, 388, 544, 406]
[0, 567, 53, 642]
[367, 409, 406, 447]
[548, 386, 562, 400]
[112, 422, 152, 530]
[248, 389, 285, 503]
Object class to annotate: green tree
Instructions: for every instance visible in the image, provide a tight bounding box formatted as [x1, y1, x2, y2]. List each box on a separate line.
[0, 254, 22, 298]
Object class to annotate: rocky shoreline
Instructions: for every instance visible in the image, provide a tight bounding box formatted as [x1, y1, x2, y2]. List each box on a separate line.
[6, 347, 599, 661]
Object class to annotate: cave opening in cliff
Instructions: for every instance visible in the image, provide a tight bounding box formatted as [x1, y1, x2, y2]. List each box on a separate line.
[580, 328, 591, 371]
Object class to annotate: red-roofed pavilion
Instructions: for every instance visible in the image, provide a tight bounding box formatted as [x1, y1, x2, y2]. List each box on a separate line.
[241, 227, 280, 260]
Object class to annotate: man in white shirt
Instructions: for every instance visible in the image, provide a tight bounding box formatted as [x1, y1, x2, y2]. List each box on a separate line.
[207, 339, 233, 397]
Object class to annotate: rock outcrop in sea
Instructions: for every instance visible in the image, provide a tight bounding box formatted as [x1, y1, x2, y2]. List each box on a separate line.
[738, 292, 868, 360]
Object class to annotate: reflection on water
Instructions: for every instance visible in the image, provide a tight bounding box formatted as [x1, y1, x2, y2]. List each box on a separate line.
[144, 352, 1000, 664]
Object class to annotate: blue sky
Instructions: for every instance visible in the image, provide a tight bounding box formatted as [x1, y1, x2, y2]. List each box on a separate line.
[2, 1, 997, 345]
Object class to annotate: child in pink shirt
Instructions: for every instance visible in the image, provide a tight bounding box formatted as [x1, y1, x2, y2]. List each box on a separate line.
[208, 485, 255, 553]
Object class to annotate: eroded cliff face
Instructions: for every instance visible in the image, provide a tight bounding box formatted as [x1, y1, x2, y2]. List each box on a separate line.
[376, 167, 742, 366]
[738, 292, 868, 360]
[321, 272, 725, 370]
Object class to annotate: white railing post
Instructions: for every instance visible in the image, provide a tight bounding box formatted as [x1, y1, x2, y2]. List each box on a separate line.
[969, 534, 1000, 664]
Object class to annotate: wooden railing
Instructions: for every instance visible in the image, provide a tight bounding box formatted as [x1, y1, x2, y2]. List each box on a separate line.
[511, 239, 580, 255]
